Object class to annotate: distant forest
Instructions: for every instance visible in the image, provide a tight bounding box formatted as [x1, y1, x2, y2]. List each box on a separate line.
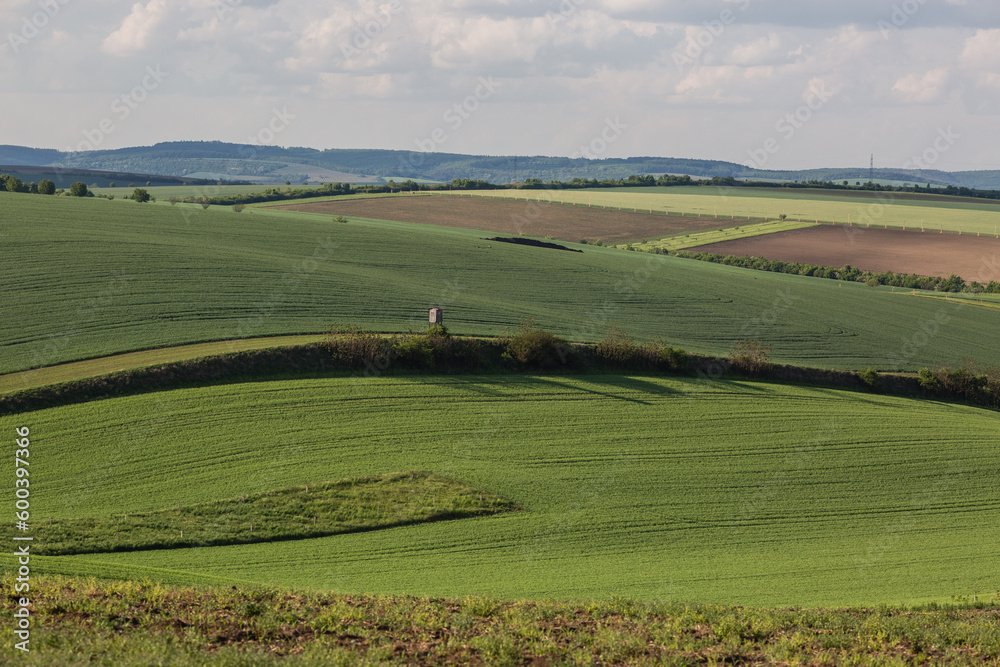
[3, 141, 1000, 190]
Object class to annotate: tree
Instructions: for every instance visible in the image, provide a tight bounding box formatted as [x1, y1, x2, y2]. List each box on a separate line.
[131, 188, 151, 203]
[4, 175, 24, 192]
[38, 179, 55, 195]
[69, 182, 89, 197]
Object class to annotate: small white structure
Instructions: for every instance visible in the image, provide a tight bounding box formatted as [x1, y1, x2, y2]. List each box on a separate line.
[429, 307, 443, 326]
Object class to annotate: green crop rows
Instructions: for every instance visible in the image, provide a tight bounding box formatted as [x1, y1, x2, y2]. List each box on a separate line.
[6, 374, 998, 608]
[5, 192, 1000, 374]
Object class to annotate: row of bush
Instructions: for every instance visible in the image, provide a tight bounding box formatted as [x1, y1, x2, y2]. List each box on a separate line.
[326, 320, 690, 374]
[917, 362, 1000, 409]
[0, 174, 158, 202]
[6, 324, 1000, 415]
[673, 250, 1000, 293]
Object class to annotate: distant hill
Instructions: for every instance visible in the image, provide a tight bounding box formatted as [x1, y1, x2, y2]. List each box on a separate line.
[0, 164, 242, 189]
[2, 142, 998, 189]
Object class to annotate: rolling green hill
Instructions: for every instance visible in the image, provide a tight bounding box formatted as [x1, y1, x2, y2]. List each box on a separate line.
[4, 191, 1000, 374]
[7, 374, 998, 607]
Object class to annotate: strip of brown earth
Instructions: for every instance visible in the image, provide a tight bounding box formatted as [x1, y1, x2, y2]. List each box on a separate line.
[689, 225, 1000, 282]
[271, 194, 730, 243]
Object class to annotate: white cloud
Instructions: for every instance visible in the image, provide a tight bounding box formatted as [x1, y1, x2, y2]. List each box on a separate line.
[961, 29, 1000, 69]
[102, 0, 172, 56]
[1, 0, 997, 168]
[728, 34, 781, 65]
[892, 67, 950, 103]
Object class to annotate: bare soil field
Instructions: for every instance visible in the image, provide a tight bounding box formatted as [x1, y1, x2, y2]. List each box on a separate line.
[272, 194, 730, 243]
[691, 224, 1000, 282]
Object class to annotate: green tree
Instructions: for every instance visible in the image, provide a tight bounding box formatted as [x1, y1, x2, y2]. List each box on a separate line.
[38, 179, 55, 195]
[4, 175, 24, 192]
[131, 188, 151, 203]
[69, 182, 89, 197]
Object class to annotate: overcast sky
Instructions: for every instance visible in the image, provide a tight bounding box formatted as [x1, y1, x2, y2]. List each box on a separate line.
[2, 0, 998, 170]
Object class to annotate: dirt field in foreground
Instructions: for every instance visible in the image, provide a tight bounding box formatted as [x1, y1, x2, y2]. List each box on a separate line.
[690, 225, 1000, 281]
[272, 194, 729, 243]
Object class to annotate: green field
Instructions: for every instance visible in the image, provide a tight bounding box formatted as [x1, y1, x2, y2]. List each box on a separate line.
[451, 187, 1000, 235]
[6, 191, 1000, 374]
[6, 374, 999, 608]
[86, 183, 291, 199]
[620, 219, 818, 251]
[0, 334, 325, 395]
[33, 471, 517, 556]
[5, 575, 999, 666]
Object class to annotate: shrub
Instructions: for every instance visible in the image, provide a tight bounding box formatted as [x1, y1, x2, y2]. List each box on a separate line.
[393, 325, 450, 368]
[200, 198, 211, 209]
[131, 188, 151, 203]
[69, 182, 88, 197]
[504, 317, 574, 369]
[917, 367, 940, 391]
[326, 325, 393, 368]
[662, 346, 689, 372]
[857, 368, 881, 388]
[728, 339, 772, 377]
[232, 204, 245, 213]
[593, 324, 640, 366]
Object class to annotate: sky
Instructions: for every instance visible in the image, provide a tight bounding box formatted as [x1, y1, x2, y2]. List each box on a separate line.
[2, 0, 999, 171]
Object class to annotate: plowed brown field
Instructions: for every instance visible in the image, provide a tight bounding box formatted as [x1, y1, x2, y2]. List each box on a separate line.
[690, 225, 1000, 281]
[271, 194, 729, 243]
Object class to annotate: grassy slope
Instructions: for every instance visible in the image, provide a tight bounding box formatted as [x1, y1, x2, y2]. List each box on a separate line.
[4, 575, 999, 666]
[622, 219, 817, 251]
[5, 375, 999, 607]
[454, 187, 1000, 234]
[33, 471, 518, 555]
[0, 334, 325, 395]
[5, 192, 1000, 373]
